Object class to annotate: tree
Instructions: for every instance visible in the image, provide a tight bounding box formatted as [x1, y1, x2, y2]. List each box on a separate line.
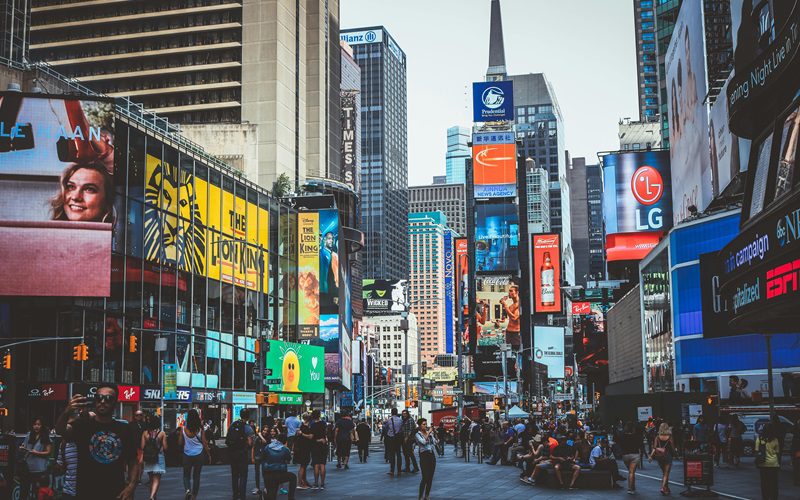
[273, 173, 292, 197]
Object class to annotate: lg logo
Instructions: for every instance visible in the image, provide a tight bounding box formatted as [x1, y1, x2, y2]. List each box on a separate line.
[631, 165, 664, 230]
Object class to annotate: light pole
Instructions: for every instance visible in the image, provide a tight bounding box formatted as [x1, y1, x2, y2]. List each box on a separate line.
[400, 296, 443, 415]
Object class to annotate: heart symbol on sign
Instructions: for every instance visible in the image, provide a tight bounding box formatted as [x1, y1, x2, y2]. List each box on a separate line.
[312, 357, 318, 369]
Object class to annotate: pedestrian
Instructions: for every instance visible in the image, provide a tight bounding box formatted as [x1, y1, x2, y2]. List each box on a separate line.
[469, 419, 480, 456]
[54, 421, 78, 500]
[620, 421, 643, 494]
[18, 417, 53, 500]
[55, 384, 140, 500]
[179, 409, 212, 500]
[790, 417, 800, 486]
[401, 409, 420, 473]
[252, 425, 270, 496]
[260, 426, 297, 500]
[383, 408, 403, 476]
[458, 418, 471, 458]
[713, 415, 729, 467]
[414, 418, 437, 500]
[334, 411, 355, 469]
[552, 432, 582, 490]
[225, 408, 254, 500]
[356, 418, 371, 463]
[648, 422, 675, 496]
[590, 437, 624, 489]
[294, 413, 313, 489]
[693, 415, 710, 452]
[435, 422, 447, 457]
[141, 414, 167, 500]
[755, 423, 781, 500]
[285, 411, 300, 451]
[132, 410, 147, 484]
[728, 414, 745, 466]
[309, 409, 328, 489]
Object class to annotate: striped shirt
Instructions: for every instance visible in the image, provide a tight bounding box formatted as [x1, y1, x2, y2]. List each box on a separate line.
[57, 442, 78, 496]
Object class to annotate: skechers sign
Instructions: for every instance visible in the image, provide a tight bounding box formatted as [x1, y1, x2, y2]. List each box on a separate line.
[602, 151, 673, 234]
[340, 30, 382, 45]
[473, 81, 514, 122]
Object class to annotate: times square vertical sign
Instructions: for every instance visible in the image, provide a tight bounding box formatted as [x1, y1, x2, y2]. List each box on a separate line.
[341, 91, 359, 193]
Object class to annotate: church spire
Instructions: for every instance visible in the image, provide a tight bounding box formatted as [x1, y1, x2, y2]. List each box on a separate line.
[486, 0, 507, 80]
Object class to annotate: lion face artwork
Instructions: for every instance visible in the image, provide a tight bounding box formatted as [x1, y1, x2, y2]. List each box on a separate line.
[143, 156, 206, 274]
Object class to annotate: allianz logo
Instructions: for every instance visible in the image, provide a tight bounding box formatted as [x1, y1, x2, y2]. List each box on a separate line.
[341, 31, 377, 44]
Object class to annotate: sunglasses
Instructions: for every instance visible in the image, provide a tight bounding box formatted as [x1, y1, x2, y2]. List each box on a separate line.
[95, 394, 117, 403]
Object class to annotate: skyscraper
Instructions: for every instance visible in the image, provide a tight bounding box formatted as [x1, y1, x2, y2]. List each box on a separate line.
[409, 212, 451, 365]
[341, 26, 409, 282]
[568, 157, 605, 287]
[445, 125, 471, 184]
[632, 0, 660, 123]
[409, 183, 466, 237]
[26, 0, 343, 190]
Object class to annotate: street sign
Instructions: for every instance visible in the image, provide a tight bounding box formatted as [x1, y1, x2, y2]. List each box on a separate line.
[451, 388, 464, 394]
[552, 393, 571, 401]
[408, 376, 420, 381]
[265, 378, 282, 385]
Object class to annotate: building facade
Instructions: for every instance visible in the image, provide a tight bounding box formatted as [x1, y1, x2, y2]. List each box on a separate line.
[363, 313, 418, 392]
[408, 212, 450, 366]
[525, 162, 550, 234]
[567, 157, 605, 287]
[632, 0, 660, 122]
[26, 0, 343, 190]
[618, 118, 663, 151]
[445, 125, 470, 184]
[341, 26, 409, 282]
[409, 183, 466, 237]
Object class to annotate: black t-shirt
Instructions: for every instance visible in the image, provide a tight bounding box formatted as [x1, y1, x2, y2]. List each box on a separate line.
[295, 423, 311, 453]
[71, 417, 137, 499]
[335, 418, 355, 442]
[310, 420, 327, 446]
[553, 441, 576, 460]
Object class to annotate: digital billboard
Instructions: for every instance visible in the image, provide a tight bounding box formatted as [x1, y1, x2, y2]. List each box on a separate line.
[0, 94, 115, 296]
[708, 76, 750, 198]
[298, 211, 320, 338]
[472, 143, 517, 198]
[475, 275, 521, 349]
[265, 340, 325, 393]
[455, 237, 469, 351]
[602, 150, 673, 235]
[143, 155, 270, 291]
[472, 80, 514, 122]
[443, 231, 455, 353]
[362, 279, 408, 315]
[531, 234, 562, 314]
[473, 345, 516, 378]
[533, 326, 565, 379]
[475, 203, 519, 272]
[666, 0, 713, 224]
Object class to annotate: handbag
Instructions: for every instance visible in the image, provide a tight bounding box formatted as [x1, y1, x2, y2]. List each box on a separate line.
[755, 439, 767, 467]
[652, 438, 667, 458]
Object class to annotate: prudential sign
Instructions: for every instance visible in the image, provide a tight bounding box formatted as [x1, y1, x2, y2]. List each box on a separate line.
[473, 81, 514, 122]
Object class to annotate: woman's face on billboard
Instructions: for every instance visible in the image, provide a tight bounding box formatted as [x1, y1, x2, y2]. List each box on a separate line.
[63, 167, 107, 221]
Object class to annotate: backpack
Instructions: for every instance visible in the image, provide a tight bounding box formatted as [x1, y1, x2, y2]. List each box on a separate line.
[143, 433, 160, 464]
[226, 420, 248, 451]
[261, 443, 289, 472]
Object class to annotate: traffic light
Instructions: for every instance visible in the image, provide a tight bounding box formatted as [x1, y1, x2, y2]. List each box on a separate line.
[0, 408, 7, 417]
[129, 335, 138, 353]
[73, 343, 88, 361]
[254, 339, 261, 355]
[2, 351, 10, 369]
[413, 387, 418, 400]
[421, 361, 428, 376]
[256, 392, 266, 405]
[395, 386, 401, 397]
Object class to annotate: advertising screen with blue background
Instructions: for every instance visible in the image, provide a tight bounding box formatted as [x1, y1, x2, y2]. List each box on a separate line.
[444, 231, 455, 353]
[473, 81, 514, 122]
[475, 203, 519, 272]
[669, 211, 800, 376]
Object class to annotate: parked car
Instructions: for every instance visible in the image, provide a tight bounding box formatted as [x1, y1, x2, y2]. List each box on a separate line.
[735, 414, 794, 456]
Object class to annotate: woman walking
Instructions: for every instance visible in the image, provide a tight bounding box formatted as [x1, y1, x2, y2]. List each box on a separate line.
[755, 423, 781, 500]
[18, 418, 53, 500]
[620, 421, 643, 494]
[649, 422, 675, 496]
[252, 426, 270, 495]
[414, 418, 437, 500]
[141, 414, 168, 500]
[178, 409, 211, 500]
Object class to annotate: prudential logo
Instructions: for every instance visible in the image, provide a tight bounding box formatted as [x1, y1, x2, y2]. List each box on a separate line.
[481, 86, 505, 109]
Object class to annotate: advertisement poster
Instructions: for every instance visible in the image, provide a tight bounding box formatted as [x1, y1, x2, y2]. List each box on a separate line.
[475, 203, 519, 272]
[666, 0, 712, 224]
[473, 381, 518, 396]
[475, 275, 521, 349]
[472, 143, 517, 198]
[143, 154, 269, 291]
[533, 326, 565, 379]
[443, 231, 455, 353]
[265, 340, 324, 393]
[455, 237, 469, 322]
[602, 150, 673, 235]
[472, 80, 514, 122]
[0, 94, 115, 296]
[298, 211, 320, 338]
[362, 279, 408, 314]
[708, 77, 749, 197]
[163, 363, 178, 399]
[531, 234, 562, 314]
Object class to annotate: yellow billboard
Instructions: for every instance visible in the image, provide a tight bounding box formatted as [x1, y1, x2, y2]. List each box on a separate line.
[144, 154, 268, 293]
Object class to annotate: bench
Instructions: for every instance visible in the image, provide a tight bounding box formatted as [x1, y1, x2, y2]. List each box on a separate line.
[539, 467, 620, 489]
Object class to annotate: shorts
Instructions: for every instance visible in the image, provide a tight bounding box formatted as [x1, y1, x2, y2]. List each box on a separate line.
[311, 444, 327, 465]
[294, 447, 310, 467]
[287, 436, 296, 449]
[538, 460, 554, 470]
[143, 453, 166, 475]
[337, 439, 352, 458]
[622, 453, 641, 468]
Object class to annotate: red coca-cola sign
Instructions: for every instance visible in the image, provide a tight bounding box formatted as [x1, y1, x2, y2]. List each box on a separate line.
[118, 385, 140, 402]
[571, 302, 591, 315]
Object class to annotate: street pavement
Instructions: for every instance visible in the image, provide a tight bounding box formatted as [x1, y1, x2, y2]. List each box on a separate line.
[134, 441, 798, 499]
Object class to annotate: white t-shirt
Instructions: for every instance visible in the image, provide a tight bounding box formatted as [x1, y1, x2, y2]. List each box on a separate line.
[589, 444, 604, 466]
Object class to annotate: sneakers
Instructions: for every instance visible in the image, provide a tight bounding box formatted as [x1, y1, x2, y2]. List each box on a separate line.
[251, 488, 260, 495]
[279, 488, 288, 494]
[627, 489, 636, 495]
[297, 484, 310, 490]
[345, 464, 350, 469]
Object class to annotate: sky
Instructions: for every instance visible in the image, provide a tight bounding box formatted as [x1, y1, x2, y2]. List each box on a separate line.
[340, 0, 640, 186]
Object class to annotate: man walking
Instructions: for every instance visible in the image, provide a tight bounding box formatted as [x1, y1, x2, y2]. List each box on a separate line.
[55, 384, 140, 500]
[383, 408, 403, 476]
[226, 408, 255, 500]
[334, 412, 355, 469]
[356, 418, 371, 463]
[401, 410, 420, 473]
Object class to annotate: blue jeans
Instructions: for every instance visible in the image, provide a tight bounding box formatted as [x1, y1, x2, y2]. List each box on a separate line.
[230, 454, 249, 500]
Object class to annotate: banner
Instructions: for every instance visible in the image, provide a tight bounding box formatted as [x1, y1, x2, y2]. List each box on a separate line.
[473, 143, 517, 198]
[362, 279, 408, 315]
[475, 203, 519, 271]
[531, 234, 562, 314]
[265, 340, 325, 393]
[533, 326, 565, 379]
[0, 94, 115, 296]
[298, 211, 320, 338]
[475, 275, 521, 348]
[472, 80, 514, 122]
[443, 231, 455, 353]
[340, 90, 359, 193]
[163, 363, 178, 399]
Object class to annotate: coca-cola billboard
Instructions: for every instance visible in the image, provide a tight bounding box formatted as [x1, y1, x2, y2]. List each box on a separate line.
[531, 234, 562, 314]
